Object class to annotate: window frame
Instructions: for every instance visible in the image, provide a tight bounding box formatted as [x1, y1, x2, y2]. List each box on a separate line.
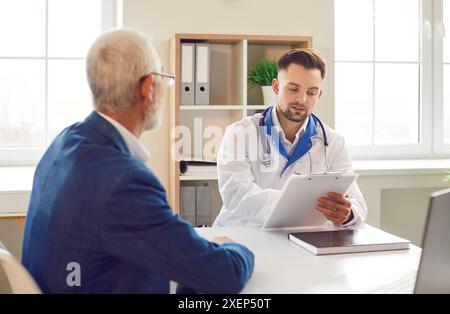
[335, 0, 450, 160]
[433, 0, 450, 155]
[0, 0, 122, 166]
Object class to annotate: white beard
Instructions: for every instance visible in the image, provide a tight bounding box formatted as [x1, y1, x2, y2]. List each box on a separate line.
[144, 99, 164, 131]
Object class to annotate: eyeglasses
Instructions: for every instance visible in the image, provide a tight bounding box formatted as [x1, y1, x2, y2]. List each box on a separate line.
[151, 71, 175, 86]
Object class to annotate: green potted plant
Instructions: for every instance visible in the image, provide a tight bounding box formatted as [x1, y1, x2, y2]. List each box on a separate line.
[248, 60, 278, 107]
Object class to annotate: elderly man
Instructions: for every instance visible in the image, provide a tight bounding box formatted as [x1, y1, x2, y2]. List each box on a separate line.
[22, 28, 254, 294]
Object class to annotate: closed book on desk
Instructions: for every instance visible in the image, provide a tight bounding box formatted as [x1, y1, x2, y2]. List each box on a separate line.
[288, 225, 410, 255]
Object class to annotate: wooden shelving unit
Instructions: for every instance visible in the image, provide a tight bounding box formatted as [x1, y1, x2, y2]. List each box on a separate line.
[169, 33, 312, 219]
[180, 105, 244, 110]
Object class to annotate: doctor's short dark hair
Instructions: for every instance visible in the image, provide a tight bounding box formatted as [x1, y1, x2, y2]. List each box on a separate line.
[277, 48, 326, 79]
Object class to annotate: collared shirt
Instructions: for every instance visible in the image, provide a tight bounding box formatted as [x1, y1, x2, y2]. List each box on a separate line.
[271, 108, 309, 156]
[97, 111, 150, 163]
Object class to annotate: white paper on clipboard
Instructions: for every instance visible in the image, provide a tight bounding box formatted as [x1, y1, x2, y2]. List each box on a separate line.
[262, 172, 358, 230]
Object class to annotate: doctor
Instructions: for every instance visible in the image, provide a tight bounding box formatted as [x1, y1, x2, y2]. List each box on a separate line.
[213, 48, 367, 227]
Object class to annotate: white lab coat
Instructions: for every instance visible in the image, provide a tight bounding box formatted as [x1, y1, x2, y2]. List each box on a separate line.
[213, 111, 367, 227]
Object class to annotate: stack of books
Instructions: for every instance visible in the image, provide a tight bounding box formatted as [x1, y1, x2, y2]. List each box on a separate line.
[288, 225, 410, 255]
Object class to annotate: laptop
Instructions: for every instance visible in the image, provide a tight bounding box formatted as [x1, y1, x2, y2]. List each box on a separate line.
[414, 188, 450, 294]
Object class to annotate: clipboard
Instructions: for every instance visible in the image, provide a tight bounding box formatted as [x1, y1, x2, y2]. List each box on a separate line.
[262, 172, 358, 230]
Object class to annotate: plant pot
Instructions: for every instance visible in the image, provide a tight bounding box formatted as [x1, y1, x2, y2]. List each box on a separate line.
[261, 86, 276, 107]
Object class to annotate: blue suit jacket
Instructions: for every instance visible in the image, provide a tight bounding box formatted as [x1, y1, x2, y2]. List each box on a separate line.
[22, 111, 254, 293]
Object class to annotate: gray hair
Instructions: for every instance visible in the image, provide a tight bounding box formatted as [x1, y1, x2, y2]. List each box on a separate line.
[86, 28, 160, 113]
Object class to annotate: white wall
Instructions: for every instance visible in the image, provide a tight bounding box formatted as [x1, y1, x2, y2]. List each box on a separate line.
[381, 187, 442, 246]
[356, 172, 449, 246]
[123, 0, 335, 189]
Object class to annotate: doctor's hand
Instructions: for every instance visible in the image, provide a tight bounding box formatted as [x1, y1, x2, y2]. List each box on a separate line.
[315, 192, 352, 226]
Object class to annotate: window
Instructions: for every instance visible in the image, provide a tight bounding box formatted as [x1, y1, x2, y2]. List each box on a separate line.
[335, 0, 449, 158]
[0, 0, 121, 165]
[435, 0, 450, 153]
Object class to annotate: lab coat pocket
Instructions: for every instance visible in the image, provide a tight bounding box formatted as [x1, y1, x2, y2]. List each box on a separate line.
[310, 158, 328, 173]
[308, 144, 328, 173]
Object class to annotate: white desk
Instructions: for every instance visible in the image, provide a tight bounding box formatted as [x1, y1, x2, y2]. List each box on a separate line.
[196, 226, 421, 294]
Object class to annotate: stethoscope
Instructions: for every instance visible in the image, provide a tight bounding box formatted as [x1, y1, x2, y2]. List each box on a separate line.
[258, 106, 330, 172]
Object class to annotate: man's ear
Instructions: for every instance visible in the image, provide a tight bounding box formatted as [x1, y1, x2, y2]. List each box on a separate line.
[140, 74, 154, 103]
[318, 89, 323, 99]
[272, 78, 279, 95]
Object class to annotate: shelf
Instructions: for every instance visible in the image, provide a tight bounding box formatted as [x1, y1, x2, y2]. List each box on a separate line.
[180, 105, 244, 110]
[247, 105, 269, 110]
[180, 174, 218, 181]
[169, 33, 313, 214]
[176, 34, 311, 46]
[179, 105, 268, 111]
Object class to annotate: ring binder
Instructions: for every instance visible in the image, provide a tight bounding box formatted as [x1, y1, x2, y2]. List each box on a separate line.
[195, 43, 210, 105]
[180, 43, 195, 105]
